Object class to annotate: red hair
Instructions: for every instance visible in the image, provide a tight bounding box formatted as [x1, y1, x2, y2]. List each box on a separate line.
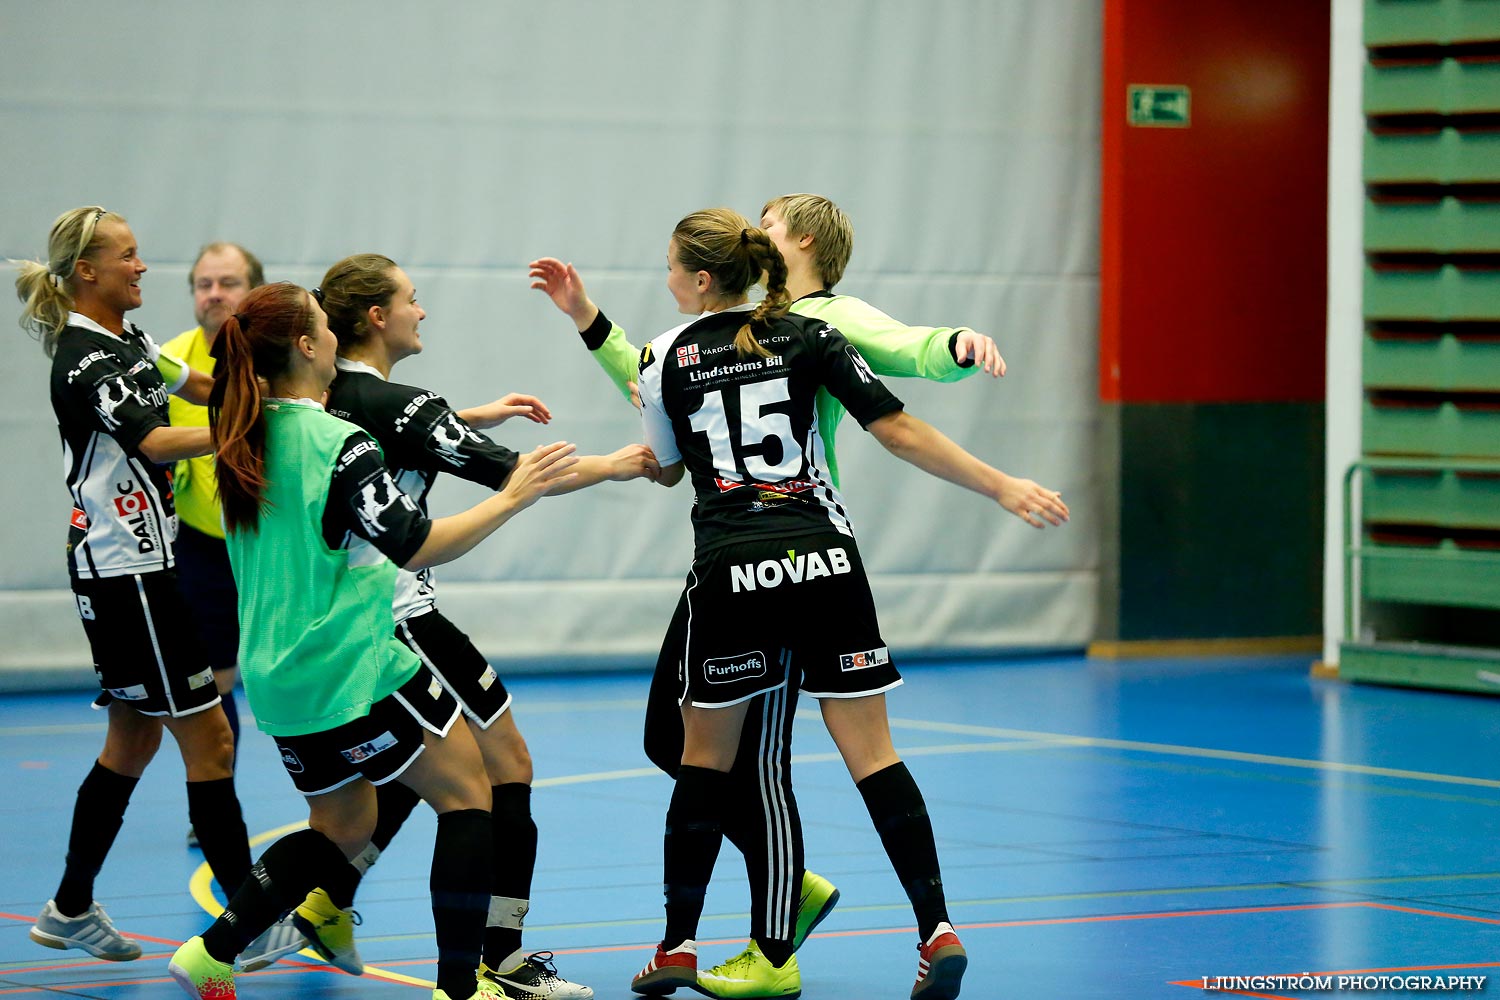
[207, 282, 316, 533]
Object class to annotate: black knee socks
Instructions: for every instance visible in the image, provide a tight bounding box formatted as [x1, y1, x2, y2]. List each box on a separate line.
[186, 776, 251, 901]
[662, 764, 729, 950]
[330, 779, 422, 909]
[202, 828, 348, 963]
[856, 761, 950, 940]
[484, 782, 537, 968]
[54, 762, 138, 916]
[432, 809, 493, 999]
[371, 779, 423, 854]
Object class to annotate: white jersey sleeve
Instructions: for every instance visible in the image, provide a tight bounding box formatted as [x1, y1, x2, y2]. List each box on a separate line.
[639, 327, 685, 466]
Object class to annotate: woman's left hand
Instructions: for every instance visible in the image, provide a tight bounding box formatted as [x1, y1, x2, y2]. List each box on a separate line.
[460, 393, 553, 429]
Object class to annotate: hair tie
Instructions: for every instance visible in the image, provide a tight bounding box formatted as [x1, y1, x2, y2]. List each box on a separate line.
[233, 313, 249, 331]
[740, 228, 752, 246]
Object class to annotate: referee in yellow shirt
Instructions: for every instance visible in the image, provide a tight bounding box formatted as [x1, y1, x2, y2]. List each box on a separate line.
[162, 242, 263, 834]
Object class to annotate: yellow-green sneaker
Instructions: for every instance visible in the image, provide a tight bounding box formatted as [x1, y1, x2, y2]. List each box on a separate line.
[696, 941, 800, 999]
[291, 887, 364, 975]
[169, 935, 237, 998]
[792, 870, 839, 951]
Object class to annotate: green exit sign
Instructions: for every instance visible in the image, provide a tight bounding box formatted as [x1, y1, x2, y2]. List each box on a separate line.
[1128, 85, 1191, 127]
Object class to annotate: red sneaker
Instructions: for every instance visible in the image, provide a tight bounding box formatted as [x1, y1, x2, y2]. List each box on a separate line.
[912, 922, 967, 1000]
[632, 940, 697, 996]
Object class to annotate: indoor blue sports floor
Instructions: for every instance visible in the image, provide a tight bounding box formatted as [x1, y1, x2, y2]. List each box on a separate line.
[3, 654, 1498, 999]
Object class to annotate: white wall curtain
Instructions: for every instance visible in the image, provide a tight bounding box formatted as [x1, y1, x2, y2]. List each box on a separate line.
[0, 0, 1101, 683]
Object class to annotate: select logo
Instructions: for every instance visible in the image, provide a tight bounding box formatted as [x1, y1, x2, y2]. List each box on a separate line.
[704, 650, 769, 685]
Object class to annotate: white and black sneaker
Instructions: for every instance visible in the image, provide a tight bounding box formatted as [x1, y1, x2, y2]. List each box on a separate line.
[480, 950, 594, 999]
[30, 899, 142, 961]
[239, 913, 309, 972]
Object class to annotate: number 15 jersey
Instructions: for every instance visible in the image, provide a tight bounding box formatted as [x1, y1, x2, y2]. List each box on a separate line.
[639, 302, 904, 555]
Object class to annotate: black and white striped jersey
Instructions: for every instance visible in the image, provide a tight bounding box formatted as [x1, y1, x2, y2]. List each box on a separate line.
[49, 313, 184, 580]
[326, 358, 518, 623]
[639, 303, 903, 554]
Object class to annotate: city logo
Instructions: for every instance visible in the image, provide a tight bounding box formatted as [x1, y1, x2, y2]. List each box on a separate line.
[676, 343, 701, 367]
[838, 646, 890, 672]
[341, 730, 399, 764]
[730, 546, 852, 592]
[704, 651, 768, 684]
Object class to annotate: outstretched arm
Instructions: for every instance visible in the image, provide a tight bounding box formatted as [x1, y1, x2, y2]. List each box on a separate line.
[800, 296, 1005, 381]
[544, 444, 661, 495]
[405, 442, 579, 570]
[139, 425, 214, 464]
[458, 392, 553, 429]
[866, 410, 1068, 529]
[529, 257, 640, 404]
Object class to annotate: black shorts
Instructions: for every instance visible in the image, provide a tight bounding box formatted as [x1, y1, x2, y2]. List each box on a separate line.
[172, 523, 240, 672]
[73, 571, 220, 718]
[272, 667, 462, 796]
[674, 532, 901, 708]
[396, 610, 512, 728]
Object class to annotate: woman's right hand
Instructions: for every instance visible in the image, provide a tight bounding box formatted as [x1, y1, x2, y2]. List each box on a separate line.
[527, 258, 599, 329]
[502, 441, 579, 511]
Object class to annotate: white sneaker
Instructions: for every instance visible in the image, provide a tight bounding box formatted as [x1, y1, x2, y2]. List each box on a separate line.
[481, 950, 594, 999]
[29, 899, 142, 961]
[238, 913, 308, 972]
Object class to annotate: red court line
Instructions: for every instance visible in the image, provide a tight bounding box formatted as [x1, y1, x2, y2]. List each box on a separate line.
[1372, 902, 1500, 925]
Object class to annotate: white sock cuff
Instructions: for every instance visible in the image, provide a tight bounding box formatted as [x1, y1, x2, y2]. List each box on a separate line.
[487, 896, 529, 929]
[350, 843, 381, 875]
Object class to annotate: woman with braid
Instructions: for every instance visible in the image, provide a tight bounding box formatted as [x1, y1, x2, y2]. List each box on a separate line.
[166, 281, 579, 1000]
[606, 208, 1065, 1000]
[533, 195, 1054, 999]
[15, 206, 251, 964]
[274, 253, 654, 999]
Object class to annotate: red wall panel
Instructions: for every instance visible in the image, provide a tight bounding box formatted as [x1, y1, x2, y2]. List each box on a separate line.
[1101, 0, 1330, 404]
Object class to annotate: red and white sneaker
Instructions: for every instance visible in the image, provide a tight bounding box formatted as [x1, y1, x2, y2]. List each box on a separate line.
[911, 922, 966, 1000]
[631, 940, 697, 996]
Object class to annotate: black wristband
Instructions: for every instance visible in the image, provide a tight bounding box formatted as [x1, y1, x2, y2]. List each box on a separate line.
[949, 330, 975, 367]
[579, 310, 612, 352]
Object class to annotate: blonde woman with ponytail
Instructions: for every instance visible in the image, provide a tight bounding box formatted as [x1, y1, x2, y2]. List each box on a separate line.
[13, 207, 254, 965]
[543, 208, 1066, 1000]
[168, 282, 579, 1000]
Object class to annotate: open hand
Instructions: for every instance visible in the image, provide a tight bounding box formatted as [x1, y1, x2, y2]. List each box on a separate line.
[606, 443, 661, 482]
[503, 441, 579, 510]
[955, 331, 1006, 377]
[528, 258, 597, 327]
[997, 477, 1069, 528]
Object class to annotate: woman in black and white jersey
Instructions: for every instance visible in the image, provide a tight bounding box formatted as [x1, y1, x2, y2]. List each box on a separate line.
[13, 207, 252, 962]
[298, 253, 655, 1000]
[628, 209, 1068, 1000]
